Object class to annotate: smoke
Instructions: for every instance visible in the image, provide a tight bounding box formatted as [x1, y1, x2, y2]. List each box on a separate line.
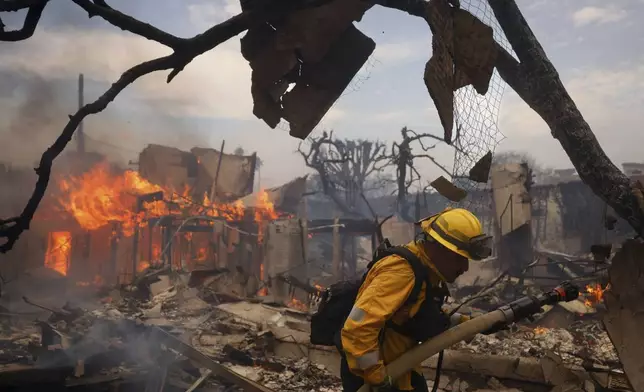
[35, 318, 162, 370]
[0, 74, 63, 167]
[66, 318, 159, 363]
[0, 1, 215, 169]
[0, 70, 212, 169]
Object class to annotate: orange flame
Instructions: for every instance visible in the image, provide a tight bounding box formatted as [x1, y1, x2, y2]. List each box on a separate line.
[584, 283, 608, 308]
[287, 296, 308, 312]
[195, 247, 208, 262]
[533, 326, 548, 335]
[45, 232, 71, 276]
[75, 275, 105, 287]
[152, 243, 161, 261]
[54, 161, 250, 235]
[56, 161, 163, 236]
[54, 163, 283, 251]
[203, 193, 245, 221]
[254, 190, 278, 242]
[137, 260, 150, 272]
[257, 263, 268, 296]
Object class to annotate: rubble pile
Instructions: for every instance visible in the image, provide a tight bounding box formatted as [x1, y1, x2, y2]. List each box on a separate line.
[225, 359, 340, 392]
[0, 264, 628, 391]
[0, 269, 341, 391]
[454, 321, 619, 366]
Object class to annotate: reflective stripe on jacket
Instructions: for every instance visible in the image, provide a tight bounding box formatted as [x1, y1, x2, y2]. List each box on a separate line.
[341, 241, 451, 390]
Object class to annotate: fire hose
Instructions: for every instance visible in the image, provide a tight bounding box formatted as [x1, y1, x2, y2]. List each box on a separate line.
[356, 281, 580, 392]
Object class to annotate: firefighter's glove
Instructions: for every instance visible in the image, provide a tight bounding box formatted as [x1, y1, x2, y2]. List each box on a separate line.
[371, 375, 396, 392]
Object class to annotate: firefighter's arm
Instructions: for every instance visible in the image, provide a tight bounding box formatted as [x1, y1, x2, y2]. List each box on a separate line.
[340, 260, 415, 386]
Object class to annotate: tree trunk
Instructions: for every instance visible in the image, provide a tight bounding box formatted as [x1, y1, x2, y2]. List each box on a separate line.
[485, 3, 644, 390]
[487, 0, 644, 235]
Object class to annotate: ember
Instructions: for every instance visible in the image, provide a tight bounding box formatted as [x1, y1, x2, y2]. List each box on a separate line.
[44, 231, 72, 276]
[533, 326, 548, 335]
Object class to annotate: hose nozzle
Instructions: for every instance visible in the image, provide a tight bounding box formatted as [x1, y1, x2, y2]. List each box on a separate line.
[536, 281, 580, 308]
[551, 281, 580, 302]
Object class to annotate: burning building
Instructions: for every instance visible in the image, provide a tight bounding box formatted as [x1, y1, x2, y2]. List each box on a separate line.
[0, 144, 292, 289]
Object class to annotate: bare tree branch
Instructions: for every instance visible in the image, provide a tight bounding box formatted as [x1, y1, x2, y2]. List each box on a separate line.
[414, 154, 453, 177]
[0, 0, 48, 41]
[72, 0, 185, 48]
[385, 126, 455, 220]
[0, 0, 335, 252]
[297, 131, 390, 216]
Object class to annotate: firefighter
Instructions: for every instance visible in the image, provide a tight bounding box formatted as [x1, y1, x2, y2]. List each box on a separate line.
[340, 208, 491, 392]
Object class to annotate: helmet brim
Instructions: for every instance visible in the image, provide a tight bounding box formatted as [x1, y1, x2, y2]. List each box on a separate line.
[428, 230, 473, 260]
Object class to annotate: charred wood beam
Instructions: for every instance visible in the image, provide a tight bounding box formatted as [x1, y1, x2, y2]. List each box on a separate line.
[149, 326, 275, 392]
[275, 273, 318, 295]
[131, 264, 171, 287]
[185, 369, 213, 392]
[370, 0, 644, 235]
[0, 0, 335, 254]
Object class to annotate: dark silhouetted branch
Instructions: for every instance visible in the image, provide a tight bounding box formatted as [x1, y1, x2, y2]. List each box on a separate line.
[0, 0, 45, 12]
[72, 0, 185, 48]
[0, 0, 48, 41]
[386, 126, 455, 220]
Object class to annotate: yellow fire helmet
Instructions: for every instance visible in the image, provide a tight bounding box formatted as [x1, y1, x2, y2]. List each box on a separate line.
[416, 208, 492, 260]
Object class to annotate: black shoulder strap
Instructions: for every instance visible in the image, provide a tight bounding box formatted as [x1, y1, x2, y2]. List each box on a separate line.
[378, 246, 429, 306]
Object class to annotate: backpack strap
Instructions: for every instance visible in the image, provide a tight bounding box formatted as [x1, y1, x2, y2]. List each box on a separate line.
[361, 245, 429, 306]
[381, 246, 428, 306]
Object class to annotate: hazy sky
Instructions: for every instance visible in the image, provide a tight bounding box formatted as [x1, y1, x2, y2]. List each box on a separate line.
[0, 0, 642, 188]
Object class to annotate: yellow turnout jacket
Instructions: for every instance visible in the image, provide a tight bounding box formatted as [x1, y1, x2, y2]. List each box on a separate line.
[340, 241, 468, 390]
